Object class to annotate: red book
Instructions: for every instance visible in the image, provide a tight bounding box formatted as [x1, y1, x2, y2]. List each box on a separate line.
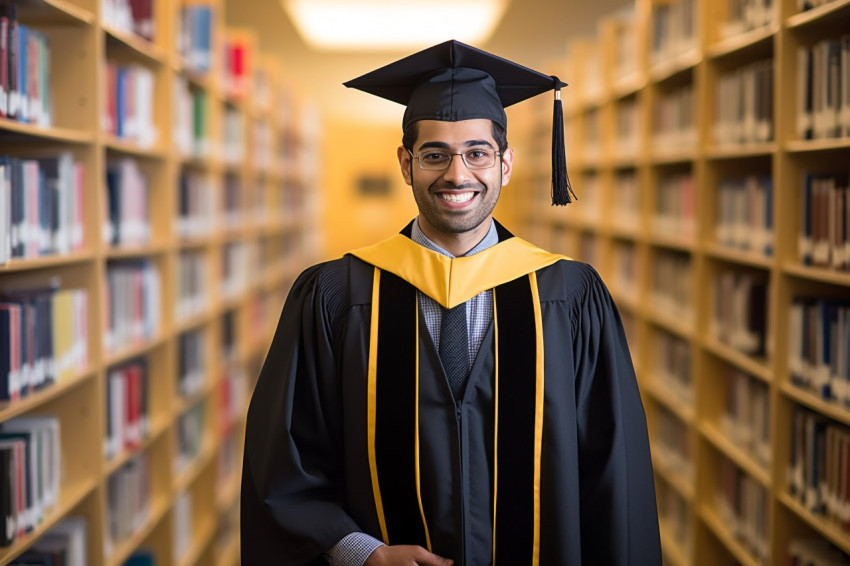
[124, 363, 141, 450]
[0, 10, 8, 118]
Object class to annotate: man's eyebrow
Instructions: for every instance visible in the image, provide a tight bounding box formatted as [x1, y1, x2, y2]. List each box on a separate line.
[417, 139, 495, 151]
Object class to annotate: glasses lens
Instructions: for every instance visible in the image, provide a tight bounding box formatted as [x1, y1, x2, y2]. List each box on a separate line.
[418, 151, 451, 170]
[462, 149, 495, 169]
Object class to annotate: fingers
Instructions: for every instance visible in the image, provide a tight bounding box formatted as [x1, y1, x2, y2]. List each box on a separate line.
[364, 544, 454, 566]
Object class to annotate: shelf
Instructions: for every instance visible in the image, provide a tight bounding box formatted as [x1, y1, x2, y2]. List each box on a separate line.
[16, 0, 95, 25]
[175, 513, 216, 566]
[215, 535, 240, 566]
[785, 137, 850, 153]
[785, 0, 850, 31]
[103, 334, 168, 368]
[779, 492, 850, 556]
[707, 24, 777, 61]
[105, 493, 171, 566]
[173, 436, 215, 494]
[700, 506, 764, 566]
[649, 48, 701, 84]
[0, 121, 94, 144]
[650, 149, 698, 165]
[782, 263, 850, 287]
[648, 232, 696, 253]
[699, 421, 771, 488]
[653, 451, 695, 503]
[702, 338, 773, 384]
[781, 382, 850, 428]
[646, 307, 695, 340]
[705, 143, 776, 159]
[104, 414, 171, 478]
[704, 244, 773, 270]
[0, 251, 97, 273]
[0, 369, 96, 422]
[104, 136, 167, 158]
[103, 24, 168, 65]
[647, 379, 695, 426]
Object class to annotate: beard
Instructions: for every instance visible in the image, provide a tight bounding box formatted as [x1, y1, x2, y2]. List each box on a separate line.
[412, 179, 500, 235]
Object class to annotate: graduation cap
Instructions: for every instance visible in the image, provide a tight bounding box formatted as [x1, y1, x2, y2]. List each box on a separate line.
[344, 40, 576, 205]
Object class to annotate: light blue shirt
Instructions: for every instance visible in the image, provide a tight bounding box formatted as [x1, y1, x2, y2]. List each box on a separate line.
[326, 218, 500, 566]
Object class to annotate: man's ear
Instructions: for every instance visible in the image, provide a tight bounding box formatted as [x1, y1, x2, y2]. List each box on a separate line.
[398, 146, 413, 186]
[500, 147, 515, 187]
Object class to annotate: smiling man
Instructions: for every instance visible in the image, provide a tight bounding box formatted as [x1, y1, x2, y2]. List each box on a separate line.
[241, 41, 661, 566]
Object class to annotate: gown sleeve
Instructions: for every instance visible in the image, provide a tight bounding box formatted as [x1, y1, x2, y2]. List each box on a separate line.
[241, 262, 360, 566]
[572, 266, 662, 565]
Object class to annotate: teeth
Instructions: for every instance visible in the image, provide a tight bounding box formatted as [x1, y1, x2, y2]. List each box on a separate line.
[441, 192, 475, 203]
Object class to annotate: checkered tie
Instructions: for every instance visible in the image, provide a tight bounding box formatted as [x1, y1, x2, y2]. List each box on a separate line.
[440, 303, 469, 399]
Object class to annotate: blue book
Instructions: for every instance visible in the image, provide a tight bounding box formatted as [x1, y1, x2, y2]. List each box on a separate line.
[115, 67, 126, 138]
[190, 5, 211, 73]
[15, 23, 25, 123]
[762, 175, 773, 257]
[800, 172, 812, 265]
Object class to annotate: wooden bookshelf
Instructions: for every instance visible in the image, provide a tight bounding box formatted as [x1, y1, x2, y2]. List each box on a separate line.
[507, 0, 850, 564]
[0, 0, 319, 564]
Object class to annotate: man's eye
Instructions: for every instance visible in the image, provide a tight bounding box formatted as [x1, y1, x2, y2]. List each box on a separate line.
[467, 150, 488, 160]
[421, 152, 449, 161]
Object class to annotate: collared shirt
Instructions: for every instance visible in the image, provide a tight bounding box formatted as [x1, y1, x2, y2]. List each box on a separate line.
[327, 218, 499, 566]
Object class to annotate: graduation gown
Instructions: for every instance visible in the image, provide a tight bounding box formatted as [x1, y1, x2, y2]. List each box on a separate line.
[241, 223, 661, 566]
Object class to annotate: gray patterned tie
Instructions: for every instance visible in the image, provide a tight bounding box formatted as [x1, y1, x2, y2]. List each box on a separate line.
[440, 303, 469, 399]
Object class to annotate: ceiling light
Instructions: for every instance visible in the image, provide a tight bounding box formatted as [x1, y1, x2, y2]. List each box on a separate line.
[282, 0, 508, 50]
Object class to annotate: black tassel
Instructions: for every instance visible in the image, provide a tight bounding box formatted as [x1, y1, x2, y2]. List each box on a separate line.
[551, 89, 576, 206]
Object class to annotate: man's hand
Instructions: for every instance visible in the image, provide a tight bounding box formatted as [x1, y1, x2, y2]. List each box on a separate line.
[364, 544, 454, 566]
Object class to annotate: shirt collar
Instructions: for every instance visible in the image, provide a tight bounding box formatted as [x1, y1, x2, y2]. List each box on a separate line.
[411, 218, 499, 258]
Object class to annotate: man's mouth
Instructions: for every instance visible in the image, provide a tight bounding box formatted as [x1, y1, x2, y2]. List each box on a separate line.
[439, 191, 476, 204]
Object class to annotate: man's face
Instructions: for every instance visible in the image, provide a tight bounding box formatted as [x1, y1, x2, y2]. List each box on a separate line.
[398, 119, 513, 239]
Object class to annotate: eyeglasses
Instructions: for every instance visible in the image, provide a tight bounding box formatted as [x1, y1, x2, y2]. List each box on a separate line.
[408, 148, 501, 171]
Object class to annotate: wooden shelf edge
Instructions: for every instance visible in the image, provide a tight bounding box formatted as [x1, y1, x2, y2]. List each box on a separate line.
[102, 24, 168, 65]
[175, 513, 217, 566]
[0, 250, 97, 273]
[702, 338, 773, 384]
[105, 495, 170, 566]
[781, 263, 850, 287]
[781, 382, 850, 428]
[0, 120, 93, 144]
[699, 505, 764, 566]
[706, 24, 777, 60]
[41, 0, 95, 24]
[647, 379, 696, 425]
[659, 521, 691, 566]
[104, 414, 171, 478]
[785, 0, 850, 29]
[779, 492, 850, 556]
[699, 421, 771, 487]
[0, 369, 96, 422]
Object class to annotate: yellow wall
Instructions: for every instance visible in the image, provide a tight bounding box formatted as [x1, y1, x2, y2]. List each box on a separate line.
[320, 120, 419, 259]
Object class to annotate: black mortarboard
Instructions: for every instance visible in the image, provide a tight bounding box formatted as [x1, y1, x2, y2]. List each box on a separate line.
[344, 40, 576, 205]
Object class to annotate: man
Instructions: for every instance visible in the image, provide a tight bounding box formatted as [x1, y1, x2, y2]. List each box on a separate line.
[241, 40, 661, 566]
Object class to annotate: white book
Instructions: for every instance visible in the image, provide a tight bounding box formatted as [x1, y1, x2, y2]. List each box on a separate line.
[0, 165, 8, 264]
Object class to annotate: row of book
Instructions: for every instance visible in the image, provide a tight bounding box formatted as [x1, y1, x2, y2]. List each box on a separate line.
[653, 329, 693, 404]
[219, 31, 252, 101]
[788, 406, 850, 533]
[176, 251, 208, 321]
[103, 62, 157, 148]
[615, 98, 639, 156]
[797, 36, 850, 141]
[0, 5, 52, 127]
[104, 358, 150, 461]
[716, 455, 769, 563]
[177, 2, 213, 74]
[177, 170, 214, 239]
[0, 416, 61, 547]
[178, 329, 205, 399]
[7, 515, 86, 565]
[650, 0, 697, 64]
[105, 158, 150, 248]
[798, 0, 844, 11]
[175, 402, 204, 474]
[612, 171, 640, 232]
[106, 452, 150, 551]
[715, 175, 774, 257]
[651, 84, 696, 151]
[721, 366, 771, 468]
[173, 490, 191, 562]
[222, 106, 245, 166]
[104, 260, 161, 355]
[0, 153, 86, 264]
[789, 298, 850, 408]
[800, 171, 849, 271]
[0, 287, 88, 402]
[103, 0, 155, 41]
[787, 538, 850, 565]
[653, 406, 694, 482]
[713, 59, 774, 146]
[656, 478, 692, 556]
[711, 270, 768, 357]
[720, 0, 775, 38]
[611, 241, 638, 305]
[650, 251, 693, 324]
[173, 78, 210, 160]
[218, 365, 247, 436]
[653, 172, 696, 238]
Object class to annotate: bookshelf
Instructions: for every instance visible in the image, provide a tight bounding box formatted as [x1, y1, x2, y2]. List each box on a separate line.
[506, 0, 850, 564]
[0, 0, 319, 564]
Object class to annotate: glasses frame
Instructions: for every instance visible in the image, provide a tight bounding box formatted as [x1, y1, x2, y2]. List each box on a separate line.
[407, 148, 502, 171]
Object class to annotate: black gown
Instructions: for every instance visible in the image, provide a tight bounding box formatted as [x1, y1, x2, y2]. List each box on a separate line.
[241, 223, 661, 566]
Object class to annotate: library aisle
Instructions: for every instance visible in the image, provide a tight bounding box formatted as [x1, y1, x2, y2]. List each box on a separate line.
[503, 0, 850, 564]
[0, 0, 320, 564]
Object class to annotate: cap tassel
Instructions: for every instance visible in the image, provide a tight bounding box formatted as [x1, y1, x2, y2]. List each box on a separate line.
[551, 89, 576, 206]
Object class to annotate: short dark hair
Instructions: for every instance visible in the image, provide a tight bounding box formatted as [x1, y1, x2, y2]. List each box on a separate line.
[402, 121, 508, 153]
